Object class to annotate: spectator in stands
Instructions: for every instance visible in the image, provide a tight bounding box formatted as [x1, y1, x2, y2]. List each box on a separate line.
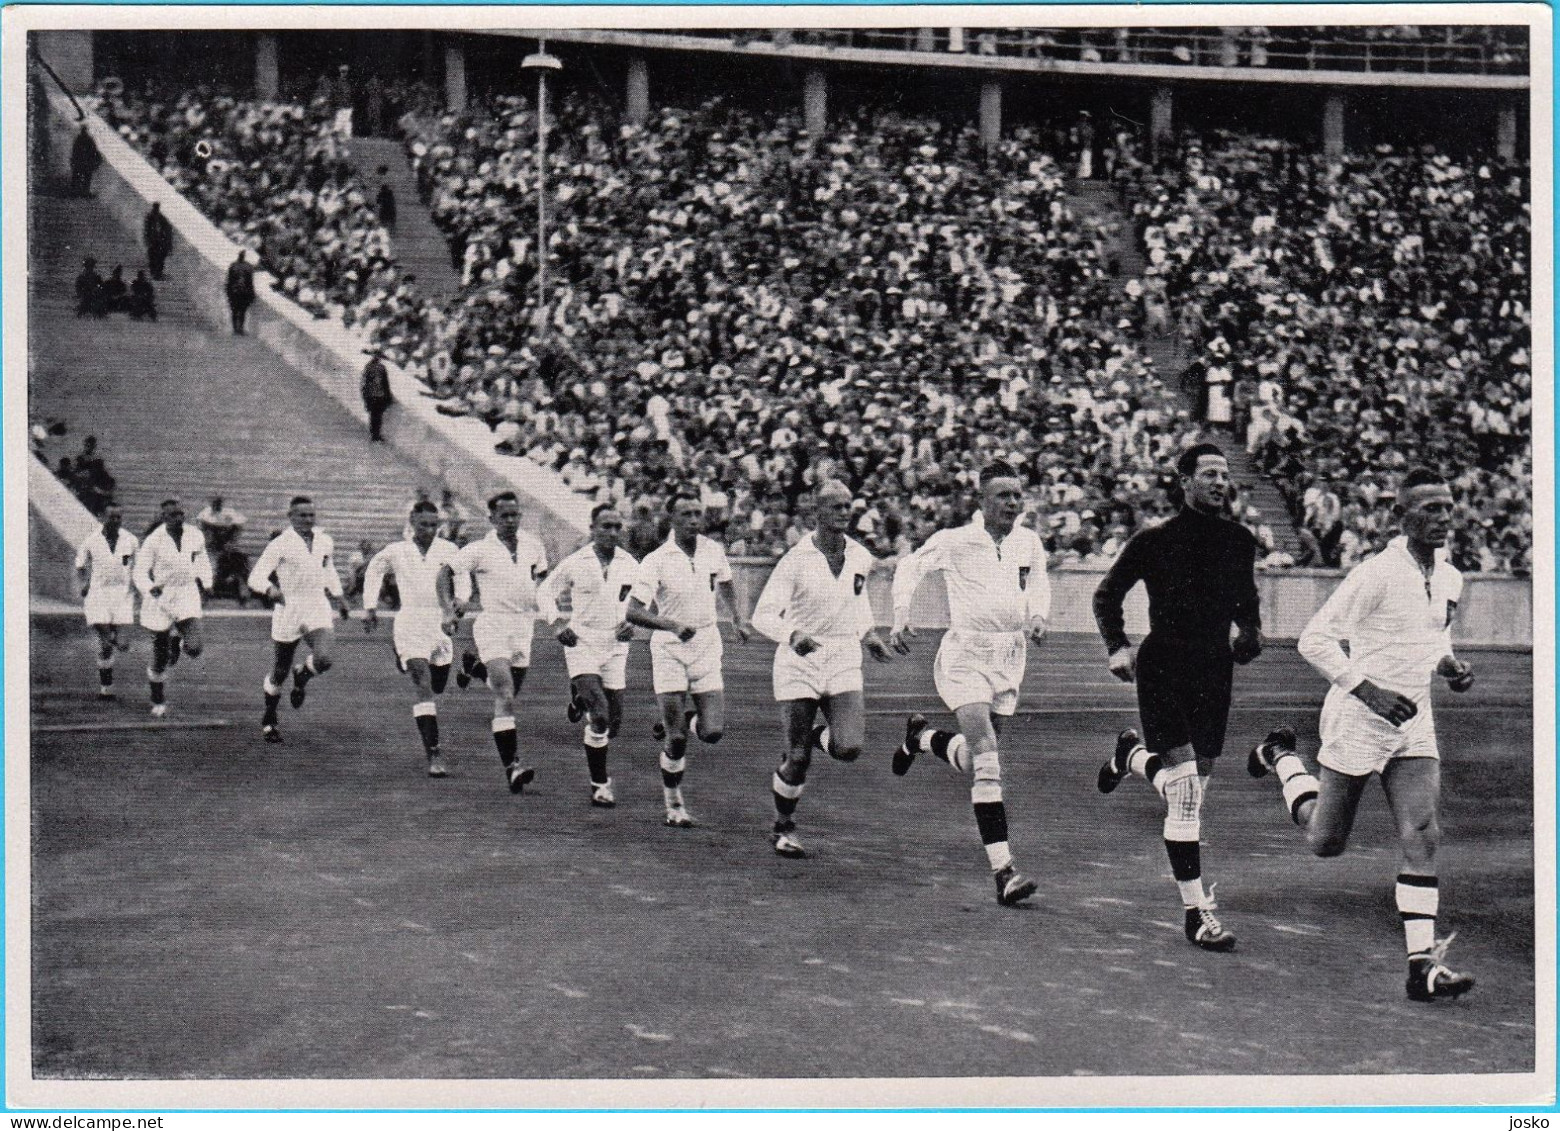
[67, 435, 116, 514]
[225, 250, 256, 335]
[75, 257, 105, 318]
[101, 265, 129, 315]
[198, 495, 249, 603]
[375, 165, 397, 231]
[361, 348, 394, 441]
[440, 488, 469, 544]
[69, 123, 101, 197]
[127, 270, 157, 321]
[143, 202, 174, 280]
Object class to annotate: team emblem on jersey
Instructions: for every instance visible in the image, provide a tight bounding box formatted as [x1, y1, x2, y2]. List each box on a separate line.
[619, 584, 633, 602]
[1446, 599, 1458, 628]
[709, 572, 718, 591]
[1018, 566, 1031, 590]
[121, 554, 133, 565]
[853, 573, 865, 595]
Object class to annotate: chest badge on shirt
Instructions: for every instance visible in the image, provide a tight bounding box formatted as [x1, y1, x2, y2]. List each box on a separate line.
[1018, 566, 1031, 591]
[1445, 599, 1458, 628]
[853, 573, 865, 595]
[531, 563, 544, 581]
[121, 554, 133, 565]
[709, 572, 718, 591]
[619, 583, 633, 602]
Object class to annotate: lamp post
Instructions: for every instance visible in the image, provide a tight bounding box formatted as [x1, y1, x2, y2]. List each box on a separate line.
[522, 42, 562, 338]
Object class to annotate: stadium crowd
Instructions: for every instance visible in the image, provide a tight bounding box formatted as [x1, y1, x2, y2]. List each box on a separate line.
[91, 78, 1531, 573]
[1131, 131, 1532, 574]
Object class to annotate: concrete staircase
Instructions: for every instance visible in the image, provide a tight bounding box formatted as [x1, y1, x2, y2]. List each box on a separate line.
[28, 183, 433, 567]
[1066, 177, 1298, 556]
[343, 136, 462, 303]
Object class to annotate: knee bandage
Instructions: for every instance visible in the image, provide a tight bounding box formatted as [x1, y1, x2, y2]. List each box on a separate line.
[658, 751, 686, 775]
[583, 726, 610, 749]
[971, 749, 1003, 805]
[1161, 762, 1203, 842]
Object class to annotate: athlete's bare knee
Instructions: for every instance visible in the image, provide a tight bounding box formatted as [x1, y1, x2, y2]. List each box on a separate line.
[698, 725, 723, 745]
[182, 640, 204, 659]
[832, 744, 863, 763]
[311, 654, 333, 674]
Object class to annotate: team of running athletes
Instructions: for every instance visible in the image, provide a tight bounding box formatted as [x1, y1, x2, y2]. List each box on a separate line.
[72, 442, 1479, 1003]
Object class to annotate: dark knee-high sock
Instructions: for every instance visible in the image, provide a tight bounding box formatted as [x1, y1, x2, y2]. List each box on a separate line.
[914, 728, 969, 772]
[429, 664, 451, 695]
[583, 723, 610, 785]
[413, 700, 439, 755]
[491, 714, 517, 768]
[262, 675, 282, 723]
[660, 737, 687, 807]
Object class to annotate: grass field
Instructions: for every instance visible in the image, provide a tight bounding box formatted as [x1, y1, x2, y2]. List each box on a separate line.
[25, 612, 1537, 1093]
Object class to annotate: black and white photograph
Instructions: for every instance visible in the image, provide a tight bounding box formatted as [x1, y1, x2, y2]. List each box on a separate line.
[6, 5, 1552, 1114]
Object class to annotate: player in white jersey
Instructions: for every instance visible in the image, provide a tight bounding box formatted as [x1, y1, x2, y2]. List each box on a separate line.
[538, 504, 642, 809]
[751, 480, 893, 858]
[74, 502, 138, 699]
[1249, 468, 1477, 1001]
[134, 498, 213, 717]
[363, 501, 461, 776]
[889, 461, 1051, 907]
[628, 489, 753, 828]
[442, 492, 548, 794]
[248, 496, 350, 744]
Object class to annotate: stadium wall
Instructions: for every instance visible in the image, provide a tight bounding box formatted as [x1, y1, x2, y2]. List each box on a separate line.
[40, 90, 591, 565]
[29, 456, 100, 606]
[729, 562, 1533, 650]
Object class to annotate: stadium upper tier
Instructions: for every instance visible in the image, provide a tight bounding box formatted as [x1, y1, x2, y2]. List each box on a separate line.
[536, 26, 1530, 83]
[91, 80, 1531, 575]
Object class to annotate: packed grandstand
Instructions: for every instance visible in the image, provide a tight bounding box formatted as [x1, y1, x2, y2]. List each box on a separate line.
[86, 36, 1532, 576]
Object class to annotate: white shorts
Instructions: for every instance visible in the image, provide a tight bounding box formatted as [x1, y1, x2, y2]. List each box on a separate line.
[139, 586, 202, 633]
[1317, 685, 1439, 777]
[392, 610, 454, 668]
[650, 625, 723, 696]
[271, 598, 335, 644]
[84, 589, 135, 627]
[473, 612, 536, 668]
[772, 637, 863, 702]
[564, 629, 630, 691]
[934, 629, 1027, 716]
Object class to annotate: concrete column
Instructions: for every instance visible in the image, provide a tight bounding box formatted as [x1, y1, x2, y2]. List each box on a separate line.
[1322, 91, 1346, 159]
[34, 30, 93, 93]
[979, 80, 1002, 151]
[255, 33, 279, 100]
[443, 40, 467, 113]
[803, 67, 827, 136]
[1150, 85, 1173, 163]
[625, 55, 649, 125]
[1496, 104, 1518, 160]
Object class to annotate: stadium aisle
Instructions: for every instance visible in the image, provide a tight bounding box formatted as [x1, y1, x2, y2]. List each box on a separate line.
[28, 183, 433, 560]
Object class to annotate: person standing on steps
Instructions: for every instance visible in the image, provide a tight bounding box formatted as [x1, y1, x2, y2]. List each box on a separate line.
[225, 250, 257, 335]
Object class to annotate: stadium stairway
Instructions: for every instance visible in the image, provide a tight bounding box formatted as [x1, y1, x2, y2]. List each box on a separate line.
[28, 181, 433, 567]
[343, 136, 462, 303]
[1066, 178, 1300, 556]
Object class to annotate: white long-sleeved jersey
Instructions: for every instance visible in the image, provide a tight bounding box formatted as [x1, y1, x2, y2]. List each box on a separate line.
[631, 536, 732, 632]
[538, 544, 641, 632]
[363, 538, 459, 614]
[892, 516, 1050, 633]
[76, 528, 139, 600]
[752, 533, 877, 644]
[1298, 536, 1463, 699]
[247, 528, 344, 604]
[134, 524, 212, 595]
[448, 530, 548, 614]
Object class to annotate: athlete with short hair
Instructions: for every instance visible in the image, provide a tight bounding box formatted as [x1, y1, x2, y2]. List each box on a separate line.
[538, 503, 642, 809]
[75, 502, 138, 699]
[751, 480, 893, 858]
[248, 496, 350, 743]
[1092, 442, 1263, 952]
[134, 498, 212, 717]
[443, 491, 549, 794]
[1250, 467, 1476, 1001]
[628, 489, 752, 829]
[889, 461, 1051, 907]
[363, 501, 460, 777]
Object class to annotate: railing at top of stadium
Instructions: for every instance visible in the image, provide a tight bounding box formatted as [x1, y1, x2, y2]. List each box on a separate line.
[655, 27, 1529, 77]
